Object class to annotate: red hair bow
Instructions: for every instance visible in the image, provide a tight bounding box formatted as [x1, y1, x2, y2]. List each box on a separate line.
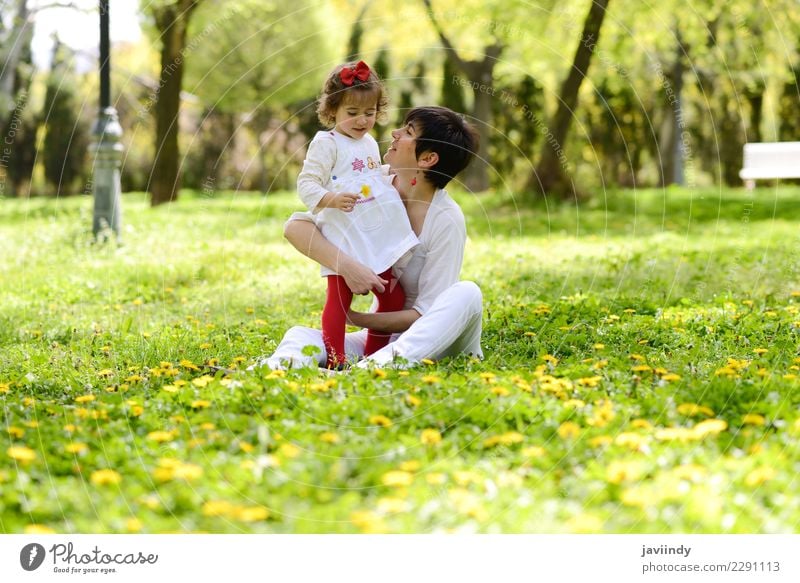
[340, 61, 371, 86]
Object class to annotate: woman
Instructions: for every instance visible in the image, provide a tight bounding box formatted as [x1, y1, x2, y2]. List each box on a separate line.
[256, 106, 483, 369]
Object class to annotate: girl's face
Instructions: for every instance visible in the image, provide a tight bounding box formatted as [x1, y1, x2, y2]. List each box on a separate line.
[334, 94, 377, 139]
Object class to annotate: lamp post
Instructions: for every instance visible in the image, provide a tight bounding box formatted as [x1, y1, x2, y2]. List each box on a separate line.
[91, 0, 123, 241]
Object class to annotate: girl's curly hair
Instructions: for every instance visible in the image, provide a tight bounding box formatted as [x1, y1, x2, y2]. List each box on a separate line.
[316, 61, 389, 128]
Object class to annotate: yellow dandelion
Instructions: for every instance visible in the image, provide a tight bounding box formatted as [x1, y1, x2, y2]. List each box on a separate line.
[426, 473, 447, 485]
[542, 354, 559, 365]
[654, 427, 694, 442]
[320, 432, 340, 444]
[620, 487, 650, 507]
[744, 467, 776, 487]
[97, 369, 114, 378]
[191, 375, 213, 388]
[421, 375, 441, 384]
[90, 469, 121, 486]
[0, 382, 10, 394]
[202, 500, 234, 517]
[615, 432, 645, 450]
[420, 429, 442, 445]
[742, 414, 766, 426]
[162, 384, 179, 393]
[381, 470, 414, 487]
[233, 506, 269, 522]
[676, 403, 715, 417]
[593, 343, 605, 350]
[360, 184, 371, 197]
[180, 359, 200, 371]
[350, 510, 387, 533]
[173, 463, 203, 480]
[606, 460, 642, 484]
[377, 497, 409, 514]
[75, 394, 95, 403]
[399, 460, 420, 472]
[191, 400, 211, 409]
[491, 386, 510, 396]
[7, 426, 24, 439]
[125, 518, 143, 533]
[239, 442, 254, 453]
[660, 373, 681, 382]
[147, 431, 175, 443]
[368, 415, 392, 427]
[576, 376, 601, 387]
[24, 524, 55, 534]
[7, 446, 36, 463]
[421, 358, 435, 365]
[589, 435, 612, 448]
[672, 464, 707, 482]
[630, 419, 652, 430]
[566, 514, 603, 533]
[277, 443, 301, 458]
[522, 445, 546, 457]
[372, 368, 388, 379]
[631, 365, 652, 373]
[65, 442, 88, 454]
[405, 394, 421, 407]
[484, 431, 523, 448]
[557, 421, 580, 439]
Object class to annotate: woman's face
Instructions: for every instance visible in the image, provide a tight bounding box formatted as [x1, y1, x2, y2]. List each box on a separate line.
[384, 122, 418, 172]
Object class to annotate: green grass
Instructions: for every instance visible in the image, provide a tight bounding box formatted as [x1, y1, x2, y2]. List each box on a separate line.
[1, 186, 800, 533]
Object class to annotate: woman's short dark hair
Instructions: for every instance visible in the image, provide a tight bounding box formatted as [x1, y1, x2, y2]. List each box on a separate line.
[405, 106, 480, 189]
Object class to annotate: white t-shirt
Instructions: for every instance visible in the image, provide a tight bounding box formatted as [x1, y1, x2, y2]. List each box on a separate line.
[289, 188, 466, 316]
[297, 130, 419, 277]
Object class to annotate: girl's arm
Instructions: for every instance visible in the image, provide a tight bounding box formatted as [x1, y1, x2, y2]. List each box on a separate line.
[284, 218, 388, 294]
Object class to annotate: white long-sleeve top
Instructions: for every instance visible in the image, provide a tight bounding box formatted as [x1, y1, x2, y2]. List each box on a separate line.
[297, 130, 419, 277]
[289, 188, 466, 316]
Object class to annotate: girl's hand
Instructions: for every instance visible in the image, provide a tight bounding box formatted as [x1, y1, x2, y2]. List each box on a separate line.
[332, 192, 359, 212]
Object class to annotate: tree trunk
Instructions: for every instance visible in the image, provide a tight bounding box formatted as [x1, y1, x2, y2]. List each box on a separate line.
[422, 0, 501, 192]
[746, 90, 763, 143]
[529, 0, 611, 199]
[659, 31, 686, 187]
[149, 0, 201, 206]
[0, 0, 31, 130]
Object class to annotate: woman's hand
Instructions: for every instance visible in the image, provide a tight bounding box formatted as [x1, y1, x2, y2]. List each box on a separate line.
[283, 219, 387, 294]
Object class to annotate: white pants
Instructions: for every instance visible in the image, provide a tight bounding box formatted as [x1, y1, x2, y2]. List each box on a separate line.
[257, 281, 483, 369]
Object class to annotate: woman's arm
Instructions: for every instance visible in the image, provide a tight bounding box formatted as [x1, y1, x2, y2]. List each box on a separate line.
[284, 219, 388, 294]
[348, 308, 421, 333]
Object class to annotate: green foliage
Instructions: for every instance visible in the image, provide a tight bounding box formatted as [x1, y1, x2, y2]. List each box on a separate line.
[185, 0, 332, 114]
[41, 42, 89, 195]
[2, 187, 800, 532]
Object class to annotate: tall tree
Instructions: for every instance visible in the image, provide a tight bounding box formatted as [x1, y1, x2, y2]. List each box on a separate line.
[528, 0, 611, 199]
[146, 0, 203, 206]
[422, 0, 502, 192]
[183, 0, 329, 193]
[42, 39, 89, 195]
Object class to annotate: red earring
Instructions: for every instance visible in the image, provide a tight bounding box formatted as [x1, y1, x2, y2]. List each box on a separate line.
[411, 177, 417, 186]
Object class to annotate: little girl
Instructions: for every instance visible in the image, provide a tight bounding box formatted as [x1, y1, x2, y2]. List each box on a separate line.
[297, 61, 418, 369]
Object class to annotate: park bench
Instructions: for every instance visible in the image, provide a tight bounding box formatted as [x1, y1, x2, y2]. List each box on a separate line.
[740, 141, 800, 189]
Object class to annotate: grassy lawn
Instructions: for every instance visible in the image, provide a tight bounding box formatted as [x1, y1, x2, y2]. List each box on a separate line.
[1, 186, 799, 533]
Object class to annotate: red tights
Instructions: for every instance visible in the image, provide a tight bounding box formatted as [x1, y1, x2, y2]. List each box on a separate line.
[322, 268, 405, 368]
